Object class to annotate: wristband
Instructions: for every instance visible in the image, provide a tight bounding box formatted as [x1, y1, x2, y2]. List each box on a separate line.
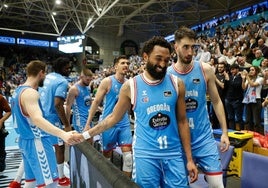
[82, 131, 91, 140]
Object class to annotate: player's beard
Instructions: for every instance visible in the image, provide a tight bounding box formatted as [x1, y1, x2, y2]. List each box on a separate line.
[83, 82, 90, 86]
[178, 50, 192, 65]
[146, 60, 167, 80]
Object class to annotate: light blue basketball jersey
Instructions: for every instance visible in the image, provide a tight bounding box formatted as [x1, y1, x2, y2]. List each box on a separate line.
[72, 83, 91, 132]
[39, 72, 68, 120]
[130, 73, 183, 158]
[167, 61, 213, 150]
[99, 75, 129, 127]
[11, 85, 46, 139]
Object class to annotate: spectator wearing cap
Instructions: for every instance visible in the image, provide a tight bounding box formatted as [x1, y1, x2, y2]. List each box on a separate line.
[224, 63, 244, 130]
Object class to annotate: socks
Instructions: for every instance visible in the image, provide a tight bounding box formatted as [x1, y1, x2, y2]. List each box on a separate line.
[57, 163, 64, 178]
[24, 181, 35, 188]
[15, 161, 24, 182]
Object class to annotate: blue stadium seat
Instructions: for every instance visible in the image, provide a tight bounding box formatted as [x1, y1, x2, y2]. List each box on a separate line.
[241, 151, 268, 188]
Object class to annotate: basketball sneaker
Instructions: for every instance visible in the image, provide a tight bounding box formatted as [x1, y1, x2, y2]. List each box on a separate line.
[58, 177, 70, 186]
[8, 181, 21, 188]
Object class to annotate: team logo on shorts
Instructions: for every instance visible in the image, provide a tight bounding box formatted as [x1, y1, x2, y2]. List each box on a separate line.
[149, 113, 170, 130]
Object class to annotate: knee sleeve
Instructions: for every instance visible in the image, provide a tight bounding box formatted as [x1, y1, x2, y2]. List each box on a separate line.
[122, 151, 132, 173]
[205, 174, 224, 188]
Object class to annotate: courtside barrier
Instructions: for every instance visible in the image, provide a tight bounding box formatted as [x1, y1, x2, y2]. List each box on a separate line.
[69, 141, 139, 188]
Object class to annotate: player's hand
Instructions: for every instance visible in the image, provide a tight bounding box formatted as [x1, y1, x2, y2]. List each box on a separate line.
[187, 160, 198, 183]
[83, 124, 91, 131]
[220, 134, 230, 152]
[63, 131, 82, 145]
[72, 131, 85, 143]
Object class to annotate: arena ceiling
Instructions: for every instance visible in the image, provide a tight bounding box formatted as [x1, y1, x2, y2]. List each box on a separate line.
[0, 0, 263, 38]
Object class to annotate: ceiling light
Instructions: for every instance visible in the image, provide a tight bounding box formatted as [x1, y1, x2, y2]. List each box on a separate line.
[55, 0, 61, 5]
[87, 17, 93, 25]
[3, 4, 8, 8]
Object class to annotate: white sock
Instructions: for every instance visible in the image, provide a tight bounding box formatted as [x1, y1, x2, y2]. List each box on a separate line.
[45, 182, 58, 188]
[15, 161, 24, 183]
[24, 181, 36, 188]
[57, 163, 64, 178]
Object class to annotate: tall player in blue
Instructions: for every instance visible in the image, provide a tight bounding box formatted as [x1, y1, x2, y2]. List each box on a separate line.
[65, 68, 93, 133]
[167, 26, 230, 188]
[39, 57, 72, 186]
[84, 55, 133, 177]
[78, 36, 198, 187]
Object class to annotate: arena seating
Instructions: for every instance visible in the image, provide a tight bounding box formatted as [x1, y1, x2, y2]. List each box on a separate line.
[241, 151, 268, 188]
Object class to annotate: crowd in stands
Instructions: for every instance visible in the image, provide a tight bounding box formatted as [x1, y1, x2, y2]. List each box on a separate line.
[0, 7, 268, 134]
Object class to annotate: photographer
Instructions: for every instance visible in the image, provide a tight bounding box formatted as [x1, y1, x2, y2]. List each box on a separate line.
[0, 93, 11, 172]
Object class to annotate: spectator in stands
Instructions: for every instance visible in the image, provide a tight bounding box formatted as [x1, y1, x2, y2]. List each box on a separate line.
[261, 67, 268, 103]
[4, 82, 11, 103]
[168, 26, 229, 188]
[10, 60, 79, 188]
[249, 38, 258, 51]
[258, 38, 268, 58]
[252, 49, 265, 66]
[196, 45, 211, 63]
[0, 93, 11, 172]
[84, 55, 133, 177]
[39, 57, 73, 186]
[79, 36, 198, 187]
[207, 57, 217, 73]
[65, 68, 93, 133]
[225, 63, 244, 130]
[261, 67, 268, 102]
[260, 58, 268, 74]
[242, 66, 264, 133]
[233, 44, 242, 57]
[226, 49, 237, 65]
[236, 56, 252, 72]
[241, 41, 254, 63]
[211, 62, 229, 129]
